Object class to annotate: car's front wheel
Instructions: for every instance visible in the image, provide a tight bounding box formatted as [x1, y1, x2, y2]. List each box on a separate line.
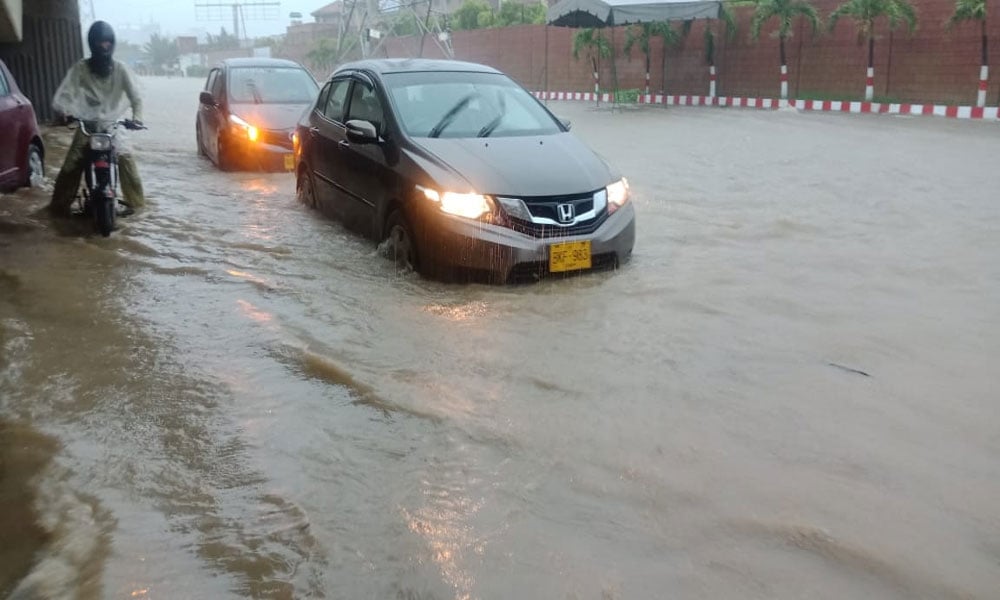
[384, 209, 418, 274]
[296, 166, 317, 209]
[26, 143, 44, 188]
[196, 121, 206, 157]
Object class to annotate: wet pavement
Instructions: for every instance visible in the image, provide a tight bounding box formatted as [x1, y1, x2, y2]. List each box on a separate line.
[1, 76, 999, 599]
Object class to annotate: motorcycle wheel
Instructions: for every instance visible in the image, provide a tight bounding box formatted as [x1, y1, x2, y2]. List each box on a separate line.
[94, 193, 115, 237]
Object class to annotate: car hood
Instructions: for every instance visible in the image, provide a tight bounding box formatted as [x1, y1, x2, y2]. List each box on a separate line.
[229, 103, 309, 131]
[413, 133, 616, 197]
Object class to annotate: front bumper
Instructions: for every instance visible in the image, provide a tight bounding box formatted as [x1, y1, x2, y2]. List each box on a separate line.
[417, 203, 636, 283]
[227, 133, 295, 172]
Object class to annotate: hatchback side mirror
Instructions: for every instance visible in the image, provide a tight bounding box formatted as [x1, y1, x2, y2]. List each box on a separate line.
[199, 91, 216, 106]
[346, 119, 378, 143]
[559, 118, 572, 131]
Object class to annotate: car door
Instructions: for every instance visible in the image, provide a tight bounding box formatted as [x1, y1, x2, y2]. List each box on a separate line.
[307, 75, 352, 221]
[200, 68, 225, 162]
[338, 73, 395, 239]
[0, 66, 19, 187]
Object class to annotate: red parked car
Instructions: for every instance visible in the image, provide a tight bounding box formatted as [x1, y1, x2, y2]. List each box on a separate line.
[0, 58, 45, 191]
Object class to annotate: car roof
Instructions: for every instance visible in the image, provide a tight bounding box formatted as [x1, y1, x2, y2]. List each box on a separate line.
[219, 57, 305, 69]
[331, 59, 502, 79]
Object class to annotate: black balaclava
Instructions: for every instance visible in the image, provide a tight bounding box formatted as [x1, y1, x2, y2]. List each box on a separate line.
[87, 21, 116, 78]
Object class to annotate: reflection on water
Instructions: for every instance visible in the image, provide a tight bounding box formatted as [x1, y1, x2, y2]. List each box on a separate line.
[1, 76, 999, 599]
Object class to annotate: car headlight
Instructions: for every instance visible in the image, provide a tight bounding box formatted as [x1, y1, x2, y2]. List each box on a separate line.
[417, 186, 491, 220]
[89, 134, 112, 151]
[229, 114, 259, 142]
[606, 178, 630, 214]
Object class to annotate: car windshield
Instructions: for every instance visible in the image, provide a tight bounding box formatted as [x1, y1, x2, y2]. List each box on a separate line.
[383, 71, 562, 139]
[228, 67, 318, 104]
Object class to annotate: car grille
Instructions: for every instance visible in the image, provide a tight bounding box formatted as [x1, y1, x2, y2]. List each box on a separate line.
[499, 191, 608, 239]
[261, 128, 293, 149]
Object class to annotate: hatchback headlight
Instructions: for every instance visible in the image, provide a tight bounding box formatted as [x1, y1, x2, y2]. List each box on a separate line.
[606, 178, 630, 214]
[417, 186, 491, 220]
[89, 134, 112, 151]
[229, 114, 259, 142]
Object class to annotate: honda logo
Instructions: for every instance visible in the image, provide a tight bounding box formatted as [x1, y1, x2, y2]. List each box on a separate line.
[556, 203, 575, 224]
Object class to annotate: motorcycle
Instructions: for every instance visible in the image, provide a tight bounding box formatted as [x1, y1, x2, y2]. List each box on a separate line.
[73, 118, 146, 237]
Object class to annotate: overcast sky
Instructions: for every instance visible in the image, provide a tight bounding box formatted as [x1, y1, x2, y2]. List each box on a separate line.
[87, 0, 323, 40]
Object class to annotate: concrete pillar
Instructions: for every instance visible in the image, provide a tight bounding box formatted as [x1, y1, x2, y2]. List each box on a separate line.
[0, 0, 82, 123]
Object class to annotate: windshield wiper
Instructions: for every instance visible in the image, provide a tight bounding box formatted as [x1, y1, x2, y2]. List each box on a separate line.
[477, 93, 506, 138]
[247, 81, 263, 104]
[429, 92, 478, 138]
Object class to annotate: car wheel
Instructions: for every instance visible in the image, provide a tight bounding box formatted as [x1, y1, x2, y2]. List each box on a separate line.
[296, 166, 317, 209]
[384, 209, 419, 274]
[26, 143, 44, 188]
[217, 137, 233, 171]
[196, 121, 206, 157]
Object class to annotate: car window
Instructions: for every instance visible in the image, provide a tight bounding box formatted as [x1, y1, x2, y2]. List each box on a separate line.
[210, 70, 224, 99]
[322, 79, 350, 123]
[315, 82, 332, 115]
[228, 67, 319, 104]
[205, 69, 218, 93]
[384, 71, 561, 139]
[0, 70, 9, 96]
[346, 79, 384, 134]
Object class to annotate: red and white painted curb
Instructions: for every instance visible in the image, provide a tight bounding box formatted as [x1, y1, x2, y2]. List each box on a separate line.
[533, 91, 1000, 120]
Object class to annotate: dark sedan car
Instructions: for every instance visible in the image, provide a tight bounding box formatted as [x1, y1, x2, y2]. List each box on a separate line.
[294, 59, 635, 283]
[197, 57, 319, 171]
[0, 59, 44, 191]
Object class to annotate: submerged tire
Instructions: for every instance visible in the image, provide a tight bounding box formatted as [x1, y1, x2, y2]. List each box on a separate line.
[26, 143, 44, 188]
[296, 166, 317, 209]
[94, 194, 115, 237]
[384, 209, 418, 274]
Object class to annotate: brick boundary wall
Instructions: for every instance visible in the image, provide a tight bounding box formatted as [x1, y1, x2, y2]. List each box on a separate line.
[381, 0, 1000, 107]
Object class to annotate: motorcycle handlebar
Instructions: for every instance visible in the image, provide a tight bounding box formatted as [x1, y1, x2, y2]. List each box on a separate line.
[72, 118, 148, 135]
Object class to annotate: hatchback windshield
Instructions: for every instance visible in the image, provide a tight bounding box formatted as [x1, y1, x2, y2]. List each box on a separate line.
[383, 71, 562, 139]
[228, 67, 319, 104]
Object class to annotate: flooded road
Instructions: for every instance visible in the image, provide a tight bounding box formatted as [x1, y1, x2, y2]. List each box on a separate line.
[2, 76, 999, 599]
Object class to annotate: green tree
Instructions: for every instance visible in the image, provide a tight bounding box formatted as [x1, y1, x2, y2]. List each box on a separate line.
[624, 22, 681, 94]
[204, 28, 239, 50]
[306, 38, 338, 73]
[453, 0, 493, 30]
[828, 0, 918, 99]
[704, 2, 738, 69]
[144, 33, 179, 72]
[750, 0, 821, 98]
[497, 2, 546, 26]
[946, 0, 987, 66]
[573, 28, 612, 98]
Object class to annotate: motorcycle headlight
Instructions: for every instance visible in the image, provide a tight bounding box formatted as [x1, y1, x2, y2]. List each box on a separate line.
[417, 186, 491, 220]
[606, 178, 630, 214]
[89, 134, 112, 151]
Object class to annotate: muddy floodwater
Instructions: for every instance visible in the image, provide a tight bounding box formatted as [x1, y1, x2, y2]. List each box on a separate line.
[1, 76, 999, 599]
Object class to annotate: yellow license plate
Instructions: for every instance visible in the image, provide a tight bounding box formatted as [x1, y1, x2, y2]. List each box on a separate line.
[284, 154, 295, 171]
[549, 240, 592, 273]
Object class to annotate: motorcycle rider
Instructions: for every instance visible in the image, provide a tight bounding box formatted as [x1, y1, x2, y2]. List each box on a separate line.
[49, 20, 145, 217]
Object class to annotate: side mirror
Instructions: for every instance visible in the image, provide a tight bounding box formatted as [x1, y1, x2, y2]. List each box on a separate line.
[346, 119, 378, 143]
[199, 91, 216, 106]
[559, 118, 572, 131]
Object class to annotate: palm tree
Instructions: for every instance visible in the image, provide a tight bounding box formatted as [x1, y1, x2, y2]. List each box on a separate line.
[573, 28, 612, 101]
[829, 0, 918, 101]
[751, 0, 821, 99]
[705, 3, 738, 97]
[624, 22, 681, 95]
[946, 0, 988, 107]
